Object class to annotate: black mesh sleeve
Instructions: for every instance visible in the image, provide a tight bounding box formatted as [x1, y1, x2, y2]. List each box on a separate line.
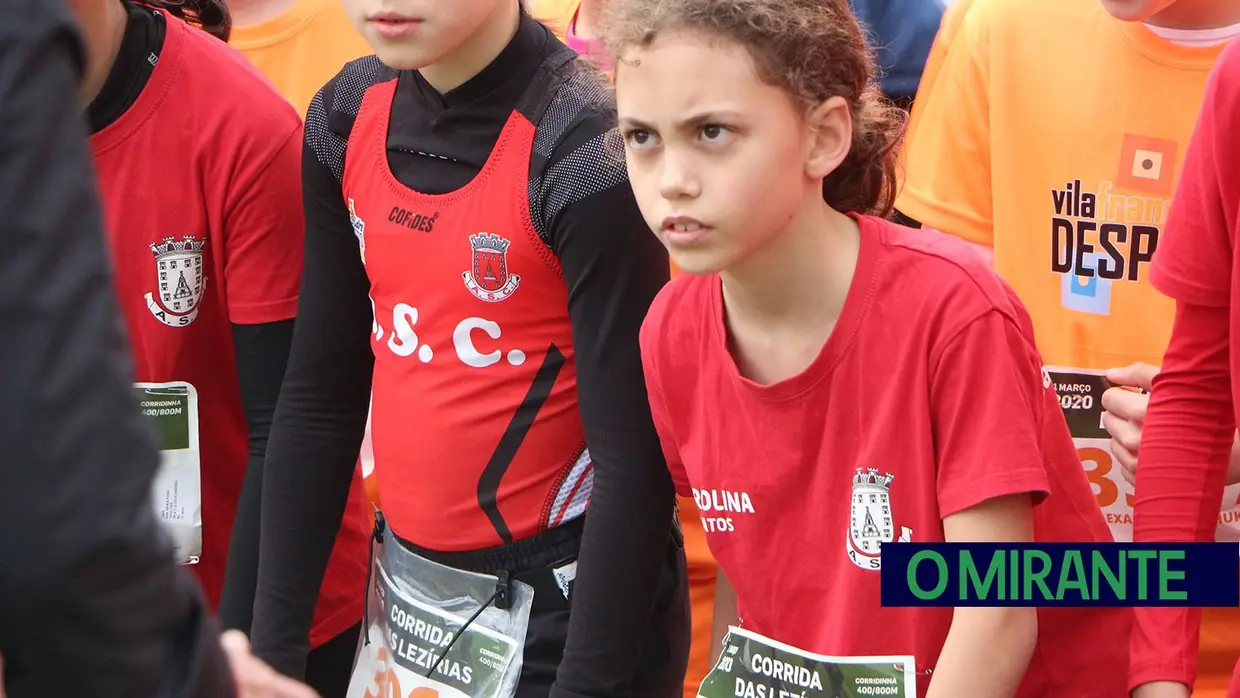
[530, 70, 684, 697]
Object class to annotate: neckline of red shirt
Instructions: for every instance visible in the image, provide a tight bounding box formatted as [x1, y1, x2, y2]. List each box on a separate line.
[91, 7, 185, 155]
[707, 212, 882, 402]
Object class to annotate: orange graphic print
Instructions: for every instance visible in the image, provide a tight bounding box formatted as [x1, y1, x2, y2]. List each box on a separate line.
[1115, 133, 1178, 196]
[361, 646, 445, 698]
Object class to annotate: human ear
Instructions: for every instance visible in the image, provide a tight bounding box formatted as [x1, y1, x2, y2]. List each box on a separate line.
[804, 96, 851, 180]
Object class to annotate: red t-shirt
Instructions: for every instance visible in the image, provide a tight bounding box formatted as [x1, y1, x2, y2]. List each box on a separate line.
[90, 11, 370, 647]
[1131, 39, 1240, 693]
[640, 215, 1129, 697]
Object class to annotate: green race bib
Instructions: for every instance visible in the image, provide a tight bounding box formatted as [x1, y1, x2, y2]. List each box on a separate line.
[698, 627, 915, 698]
[347, 552, 530, 698]
[135, 382, 201, 565]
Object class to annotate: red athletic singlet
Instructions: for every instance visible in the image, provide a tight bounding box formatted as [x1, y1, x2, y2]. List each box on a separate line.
[342, 63, 593, 551]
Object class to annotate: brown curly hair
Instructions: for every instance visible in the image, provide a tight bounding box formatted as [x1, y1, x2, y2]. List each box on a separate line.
[144, 0, 231, 41]
[601, 0, 906, 216]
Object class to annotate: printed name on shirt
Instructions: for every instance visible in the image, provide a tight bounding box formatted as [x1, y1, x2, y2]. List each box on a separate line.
[1050, 134, 1179, 316]
[370, 296, 530, 369]
[144, 235, 208, 328]
[693, 488, 755, 534]
[388, 206, 438, 233]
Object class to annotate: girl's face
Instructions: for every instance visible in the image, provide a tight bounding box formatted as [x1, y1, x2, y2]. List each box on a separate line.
[342, 0, 506, 70]
[615, 32, 825, 276]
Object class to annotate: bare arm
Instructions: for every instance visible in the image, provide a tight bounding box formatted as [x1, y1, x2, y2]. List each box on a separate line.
[709, 568, 739, 664]
[926, 494, 1038, 698]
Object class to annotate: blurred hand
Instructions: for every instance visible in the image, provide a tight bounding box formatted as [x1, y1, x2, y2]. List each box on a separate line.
[1101, 363, 1159, 485]
[1103, 363, 1240, 487]
[221, 630, 320, 698]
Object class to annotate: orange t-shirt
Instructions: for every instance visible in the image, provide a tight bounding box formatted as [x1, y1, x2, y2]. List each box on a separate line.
[229, 0, 372, 118]
[898, 8, 1240, 684]
[903, 0, 976, 147]
[528, 0, 580, 39]
[896, 0, 1236, 543]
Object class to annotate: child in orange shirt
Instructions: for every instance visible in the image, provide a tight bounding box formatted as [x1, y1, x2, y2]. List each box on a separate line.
[228, 0, 372, 117]
[897, 0, 1240, 694]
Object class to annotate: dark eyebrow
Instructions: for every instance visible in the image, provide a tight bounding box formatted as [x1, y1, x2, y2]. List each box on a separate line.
[618, 110, 745, 133]
[676, 110, 743, 129]
[617, 116, 655, 132]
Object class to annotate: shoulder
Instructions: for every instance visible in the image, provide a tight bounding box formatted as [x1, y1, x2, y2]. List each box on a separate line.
[639, 274, 714, 368]
[961, 0, 1092, 33]
[927, 0, 1101, 63]
[160, 21, 302, 178]
[170, 20, 298, 131]
[866, 216, 1034, 334]
[530, 55, 619, 172]
[313, 54, 392, 132]
[528, 56, 629, 235]
[1207, 40, 1240, 115]
[306, 55, 391, 182]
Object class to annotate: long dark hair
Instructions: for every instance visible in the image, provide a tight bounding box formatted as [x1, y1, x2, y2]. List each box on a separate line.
[145, 0, 231, 42]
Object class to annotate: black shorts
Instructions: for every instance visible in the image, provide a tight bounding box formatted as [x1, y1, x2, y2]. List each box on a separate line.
[397, 515, 691, 698]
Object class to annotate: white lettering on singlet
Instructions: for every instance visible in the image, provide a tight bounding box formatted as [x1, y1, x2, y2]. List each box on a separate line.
[387, 303, 423, 359]
[370, 299, 528, 368]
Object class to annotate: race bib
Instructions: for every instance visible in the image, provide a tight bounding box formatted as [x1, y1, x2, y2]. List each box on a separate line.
[348, 538, 533, 698]
[135, 382, 202, 565]
[698, 627, 916, 698]
[1047, 367, 1240, 542]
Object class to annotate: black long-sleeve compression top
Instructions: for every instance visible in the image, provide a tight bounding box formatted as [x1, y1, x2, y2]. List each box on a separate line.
[250, 9, 678, 697]
[0, 1, 234, 695]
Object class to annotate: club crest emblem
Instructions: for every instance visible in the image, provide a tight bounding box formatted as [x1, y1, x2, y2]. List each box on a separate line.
[847, 468, 912, 571]
[145, 235, 208, 328]
[348, 198, 366, 263]
[463, 232, 520, 302]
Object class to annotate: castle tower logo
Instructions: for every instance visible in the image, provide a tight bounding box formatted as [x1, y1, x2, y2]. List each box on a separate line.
[145, 235, 208, 328]
[847, 468, 912, 571]
[463, 232, 520, 302]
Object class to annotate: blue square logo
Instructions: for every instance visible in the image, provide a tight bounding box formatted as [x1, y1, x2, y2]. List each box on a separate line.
[1060, 252, 1112, 316]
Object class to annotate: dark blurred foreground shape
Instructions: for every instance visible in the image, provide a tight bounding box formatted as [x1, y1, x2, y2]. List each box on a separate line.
[0, 0, 235, 696]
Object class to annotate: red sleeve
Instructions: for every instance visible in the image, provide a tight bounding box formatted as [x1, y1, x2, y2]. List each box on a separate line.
[930, 310, 1051, 517]
[222, 121, 305, 325]
[638, 301, 692, 498]
[1149, 41, 1239, 308]
[1128, 302, 1235, 691]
